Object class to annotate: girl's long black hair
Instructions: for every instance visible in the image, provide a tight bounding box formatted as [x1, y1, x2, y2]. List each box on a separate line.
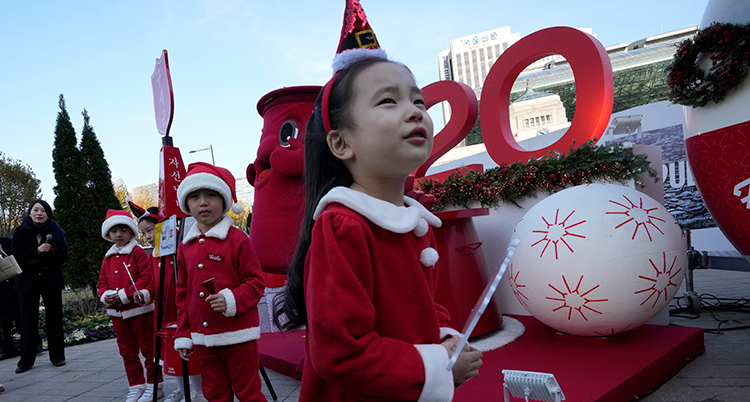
[272, 57, 394, 331]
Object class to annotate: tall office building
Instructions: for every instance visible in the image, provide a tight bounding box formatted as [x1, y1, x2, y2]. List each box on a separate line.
[438, 25, 697, 137]
[438, 26, 521, 98]
[437, 26, 575, 125]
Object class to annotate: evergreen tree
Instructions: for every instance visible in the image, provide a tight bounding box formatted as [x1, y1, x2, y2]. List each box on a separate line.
[77, 109, 121, 290]
[52, 97, 122, 291]
[52, 95, 83, 288]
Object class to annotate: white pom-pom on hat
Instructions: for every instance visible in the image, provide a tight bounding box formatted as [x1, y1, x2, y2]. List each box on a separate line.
[231, 203, 243, 215]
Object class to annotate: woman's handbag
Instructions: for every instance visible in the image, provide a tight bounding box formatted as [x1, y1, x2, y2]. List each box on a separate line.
[0, 249, 22, 281]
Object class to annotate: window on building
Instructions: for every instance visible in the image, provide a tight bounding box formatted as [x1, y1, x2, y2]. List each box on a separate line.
[535, 117, 540, 126]
[456, 53, 464, 83]
[524, 119, 529, 128]
[546, 115, 551, 124]
[471, 50, 479, 88]
[479, 48, 487, 84]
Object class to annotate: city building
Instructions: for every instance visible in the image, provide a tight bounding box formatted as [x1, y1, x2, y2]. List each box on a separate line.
[508, 81, 569, 141]
[437, 25, 699, 138]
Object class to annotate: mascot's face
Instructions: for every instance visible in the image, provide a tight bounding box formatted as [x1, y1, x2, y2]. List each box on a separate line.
[247, 86, 320, 274]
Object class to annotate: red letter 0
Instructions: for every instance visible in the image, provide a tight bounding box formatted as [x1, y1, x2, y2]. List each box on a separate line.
[481, 26, 613, 165]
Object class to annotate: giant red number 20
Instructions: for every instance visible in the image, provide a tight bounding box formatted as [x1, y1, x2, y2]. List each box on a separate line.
[415, 80, 479, 178]
[481, 26, 614, 164]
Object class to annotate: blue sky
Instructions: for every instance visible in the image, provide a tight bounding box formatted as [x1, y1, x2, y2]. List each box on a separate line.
[0, 0, 708, 203]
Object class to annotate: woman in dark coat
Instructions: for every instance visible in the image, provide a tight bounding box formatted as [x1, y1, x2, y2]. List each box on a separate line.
[11, 199, 68, 373]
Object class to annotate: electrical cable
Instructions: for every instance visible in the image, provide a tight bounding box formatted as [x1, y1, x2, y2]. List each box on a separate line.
[669, 293, 750, 333]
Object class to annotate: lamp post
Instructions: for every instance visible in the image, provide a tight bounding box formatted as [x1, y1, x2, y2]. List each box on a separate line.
[189, 145, 215, 165]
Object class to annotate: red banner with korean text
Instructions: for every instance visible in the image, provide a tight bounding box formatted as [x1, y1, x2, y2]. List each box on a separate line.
[159, 145, 188, 218]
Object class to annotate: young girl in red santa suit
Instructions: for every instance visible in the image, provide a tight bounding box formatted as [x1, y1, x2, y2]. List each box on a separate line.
[173, 162, 267, 402]
[273, 3, 482, 401]
[129, 202, 205, 402]
[98, 209, 164, 402]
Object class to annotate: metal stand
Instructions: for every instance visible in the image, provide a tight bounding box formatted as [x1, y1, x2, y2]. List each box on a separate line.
[683, 229, 708, 315]
[259, 362, 277, 400]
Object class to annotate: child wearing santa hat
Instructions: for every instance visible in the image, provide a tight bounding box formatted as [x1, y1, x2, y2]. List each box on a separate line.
[173, 162, 267, 402]
[97, 209, 164, 402]
[127, 200, 206, 402]
[273, 1, 482, 401]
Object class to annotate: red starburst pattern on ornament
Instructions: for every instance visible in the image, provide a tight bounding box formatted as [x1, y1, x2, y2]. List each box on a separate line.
[547, 275, 608, 321]
[635, 252, 683, 308]
[530, 209, 586, 259]
[606, 195, 666, 241]
[685, 122, 750, 256]
[507, 263, 529, 307]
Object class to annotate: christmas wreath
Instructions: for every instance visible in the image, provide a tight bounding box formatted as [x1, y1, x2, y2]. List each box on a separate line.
[415, 140, 659, 212]
[666, 22, 750, 107]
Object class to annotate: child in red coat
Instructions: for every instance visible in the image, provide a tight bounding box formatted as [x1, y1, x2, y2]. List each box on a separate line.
[130, 202, 205, 402]
[97, 209, 163, 402]
[174, 162, 267, 402]
[273, 3, 482, 401]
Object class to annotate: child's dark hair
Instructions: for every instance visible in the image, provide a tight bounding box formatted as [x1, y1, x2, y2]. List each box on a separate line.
[273, 57, 397, 331]
[139, 207, 160, 225]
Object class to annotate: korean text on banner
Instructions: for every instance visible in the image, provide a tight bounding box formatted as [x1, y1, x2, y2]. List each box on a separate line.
[159, 145, 188, 219]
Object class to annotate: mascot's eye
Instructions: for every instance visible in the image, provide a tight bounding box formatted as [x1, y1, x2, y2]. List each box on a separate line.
[279, 120, 299, 148]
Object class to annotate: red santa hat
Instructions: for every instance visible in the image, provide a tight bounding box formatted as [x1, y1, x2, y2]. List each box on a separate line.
[125, 196, 146, 218]
[176, 162, 243, 215]
[323, 0, 388, 132]
[101, 209, 138, 242]
[331, 0, 387, 73]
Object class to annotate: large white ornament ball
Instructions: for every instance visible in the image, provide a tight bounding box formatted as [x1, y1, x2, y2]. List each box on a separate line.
[508, 183, 686, 337]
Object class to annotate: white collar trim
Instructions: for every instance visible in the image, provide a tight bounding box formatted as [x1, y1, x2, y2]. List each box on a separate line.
[105, 239, 138, 257]
[182, 215, 233, 244]
[313, 187, 441, 236]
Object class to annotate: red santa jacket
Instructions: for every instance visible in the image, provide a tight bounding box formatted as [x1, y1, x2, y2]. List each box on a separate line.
[97, 240, 155, 319]
[300, 187, 458, 402]
[174, 215, 265, 350]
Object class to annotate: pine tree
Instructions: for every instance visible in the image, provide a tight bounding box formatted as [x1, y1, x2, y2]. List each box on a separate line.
[52, 97, 122, 291]
[52, 95, 83, 288]
[76, 109, 121, 290]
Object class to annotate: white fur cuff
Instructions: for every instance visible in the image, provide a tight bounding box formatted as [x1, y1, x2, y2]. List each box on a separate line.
[174, 337, 193, 350]
[440, 327, 461, 340]
[414, 344, 454, 402]
[220, 288, 237, 317]
[101, 290, 117, 305]
[141, 290, 152, 305]
[118, 288, 130, 305]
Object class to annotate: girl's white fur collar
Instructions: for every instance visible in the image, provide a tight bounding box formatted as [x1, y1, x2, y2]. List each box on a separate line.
[182, 215, 233, 244]
[105, 239, 139, 257]
[314, 187, 441, 237]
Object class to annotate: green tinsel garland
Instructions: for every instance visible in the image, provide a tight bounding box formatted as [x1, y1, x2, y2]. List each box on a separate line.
[416, 140, 659, 212]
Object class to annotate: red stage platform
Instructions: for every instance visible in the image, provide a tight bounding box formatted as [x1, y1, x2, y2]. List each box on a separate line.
[258, 315, 704, 401]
